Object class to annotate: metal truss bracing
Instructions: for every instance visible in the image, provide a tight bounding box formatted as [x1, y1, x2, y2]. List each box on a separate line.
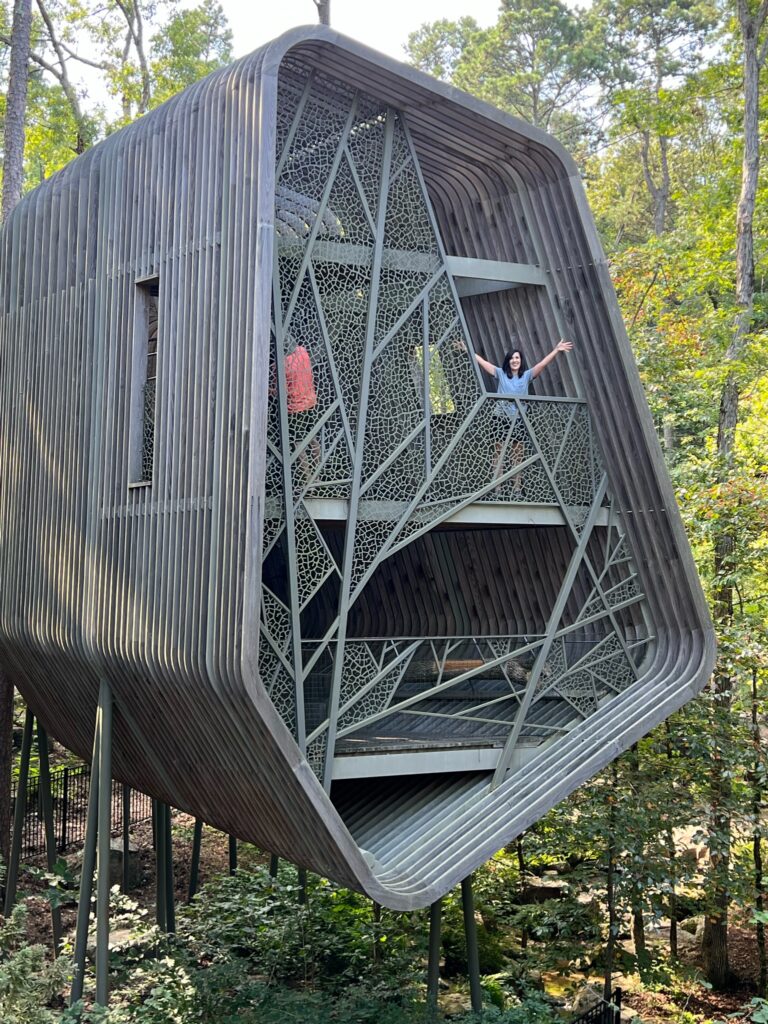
[0, 27, 714, 910]
[263, 60, 649, 790]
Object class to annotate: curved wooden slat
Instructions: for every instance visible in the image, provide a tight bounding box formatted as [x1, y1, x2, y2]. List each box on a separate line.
[0, 27, 714, 909]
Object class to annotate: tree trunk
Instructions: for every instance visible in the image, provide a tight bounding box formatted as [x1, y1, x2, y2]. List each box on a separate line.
[2, 0, 33, 219]
[0, 0, 31, 897]
[314, 0, 330, 25]
[639, 130, 670, 237]
[752, 667, 767, 997]
[702, 0, 767, 990]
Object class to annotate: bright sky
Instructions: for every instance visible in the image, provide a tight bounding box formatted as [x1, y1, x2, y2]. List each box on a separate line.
[220, 0, 502, 62]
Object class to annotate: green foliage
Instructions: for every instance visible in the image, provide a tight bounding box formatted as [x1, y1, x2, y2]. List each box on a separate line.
[510, 896, 601, 945]
[59, 867, 427, 1022]
[405, 17, 479, 81]
[0, 903, 71, 1024]
[405, 0, 609, 156]
[180, 865, 422, 993]
[450, 992, 561, 1023]
[150, 0, 232, 106]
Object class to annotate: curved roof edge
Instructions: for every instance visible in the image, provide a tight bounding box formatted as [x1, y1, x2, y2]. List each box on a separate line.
[3, 23, 580, 233]
[258, 25, 580, 178]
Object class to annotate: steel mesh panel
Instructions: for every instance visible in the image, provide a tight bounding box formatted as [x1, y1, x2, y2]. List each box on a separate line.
[264, 57, 651, 783]
[262, 590, 291, 652]
[346, 113, 387, 221]
[141, 379, 156, 482]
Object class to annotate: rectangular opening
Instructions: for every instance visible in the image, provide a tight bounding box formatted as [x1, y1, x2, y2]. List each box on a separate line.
[129, 276, 159, 486]
[413, 343, 456, 415]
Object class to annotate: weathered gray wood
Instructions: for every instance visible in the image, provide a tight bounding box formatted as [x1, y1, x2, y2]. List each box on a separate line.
[0, 27, 713, 911]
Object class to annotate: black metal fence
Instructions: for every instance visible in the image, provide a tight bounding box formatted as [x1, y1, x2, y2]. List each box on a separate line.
[13, 764, 153, 855]
[572, 989, 622, 1024]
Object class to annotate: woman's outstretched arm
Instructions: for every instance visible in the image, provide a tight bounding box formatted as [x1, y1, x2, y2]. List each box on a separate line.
[456, 340, 498, 377]
[531, 339, 573, 379]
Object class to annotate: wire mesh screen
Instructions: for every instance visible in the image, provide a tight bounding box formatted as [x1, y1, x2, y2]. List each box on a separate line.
[261, 56, 652, 784]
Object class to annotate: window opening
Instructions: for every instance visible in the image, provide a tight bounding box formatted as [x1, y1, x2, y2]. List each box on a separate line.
[129, 276, 159, 486]
[414, 343, 455, 415]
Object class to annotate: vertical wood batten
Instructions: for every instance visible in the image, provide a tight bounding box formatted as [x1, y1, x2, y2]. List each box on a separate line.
[0, 28, 713, 910]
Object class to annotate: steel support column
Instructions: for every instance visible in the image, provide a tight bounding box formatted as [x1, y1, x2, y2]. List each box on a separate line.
[95, 678, 113, 1006]
[164, 806, 175, 933]
[36, 722, 63, 953]
[188, 818, 203, 901]
[298, 866, 307, 905]
[427, 897, 442, 1014]
[3, 707, 33, 916]
[155, 801, 167, 931]
[70, 704, 102, 1006]
[461, 875, 482, 1014]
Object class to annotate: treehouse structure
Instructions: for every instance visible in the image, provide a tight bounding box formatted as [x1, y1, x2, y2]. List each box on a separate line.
[0, 27, 714, 910]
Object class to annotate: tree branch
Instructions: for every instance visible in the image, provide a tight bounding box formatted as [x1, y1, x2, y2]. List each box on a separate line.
[57, 39, 111, 72]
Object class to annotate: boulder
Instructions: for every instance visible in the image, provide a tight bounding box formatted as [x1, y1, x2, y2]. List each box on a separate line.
[109, 836, 141, 887]
[439, 992, 473, 1017]
[571, 984, 603, 1016]
[675, 927, 701, 951]
[678, 914, 704, 936]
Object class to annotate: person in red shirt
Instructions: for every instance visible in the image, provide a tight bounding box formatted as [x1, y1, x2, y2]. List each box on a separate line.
[284, 344, 317, 414]
[279, 341, 320, 481]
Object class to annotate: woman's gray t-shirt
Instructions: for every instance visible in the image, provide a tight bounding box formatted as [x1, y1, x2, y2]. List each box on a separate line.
[495, 367, 533, 419]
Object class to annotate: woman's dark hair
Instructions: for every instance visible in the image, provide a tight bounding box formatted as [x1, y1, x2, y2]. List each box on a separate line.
[502, 349, 527, 378]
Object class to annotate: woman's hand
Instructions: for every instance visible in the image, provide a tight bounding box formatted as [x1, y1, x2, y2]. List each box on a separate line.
[531, 339, 573, 378]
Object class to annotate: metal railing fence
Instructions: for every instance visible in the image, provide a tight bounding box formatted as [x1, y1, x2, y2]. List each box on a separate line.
[571, 988, 622, 1024]
[12, 764, 152, 855]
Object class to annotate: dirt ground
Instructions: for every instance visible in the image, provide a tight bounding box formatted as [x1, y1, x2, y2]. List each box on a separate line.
[20, 811, 254, 948]
[621, 926, 764, 1022]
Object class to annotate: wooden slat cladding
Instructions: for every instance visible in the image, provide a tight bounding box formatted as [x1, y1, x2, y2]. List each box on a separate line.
[0, 27, 713, 909]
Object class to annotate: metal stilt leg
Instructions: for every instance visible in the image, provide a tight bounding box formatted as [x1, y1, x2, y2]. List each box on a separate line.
[4, 708, 33, 916]
[121, 784, 131, 893]
[155, 801, 167, 931]
[95, 679, 113, 1007]
[461, 875, 483, 1014]
[427, 898, 442, 1014]
[298, 866, 307, 905]
[188, 818, 202, 902]
[269, 853, 279, 878]
[228, 834, 237, 875]
[372, 900, 381, 963]
[164, 805, 175, 933]
[70, 698, 102, 1006]
[36, 722, 63, 954]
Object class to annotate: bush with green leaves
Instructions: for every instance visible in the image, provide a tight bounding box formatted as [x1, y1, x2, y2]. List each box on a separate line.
[179, 865, 424, 995]
[0, 902, 71, 1024]
[451, 990, 562, 1024]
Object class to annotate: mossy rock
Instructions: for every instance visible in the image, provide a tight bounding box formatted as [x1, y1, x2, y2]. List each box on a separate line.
[678, 914, 704, 935]
[672, 892, 706, 921]
[442, 924, 507, 976]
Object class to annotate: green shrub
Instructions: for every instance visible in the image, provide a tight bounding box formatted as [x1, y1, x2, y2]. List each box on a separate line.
[442, 922, 508, 976]
[0, 902, 71, 1024]
[179, 866, 422, 996]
